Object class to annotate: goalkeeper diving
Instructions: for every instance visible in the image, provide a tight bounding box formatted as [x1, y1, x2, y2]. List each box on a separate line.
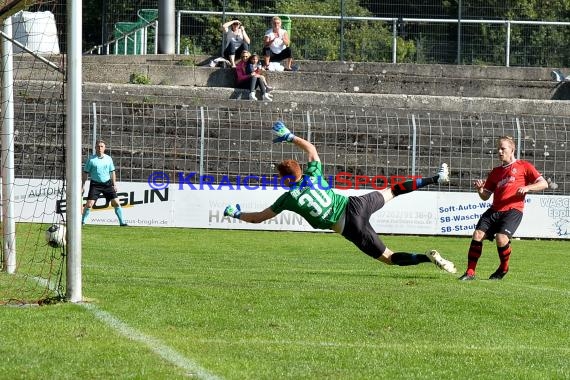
[224, 121, 457, 273]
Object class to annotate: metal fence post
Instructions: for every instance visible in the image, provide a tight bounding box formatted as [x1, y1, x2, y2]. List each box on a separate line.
[506, 21, 511, 67]
[457, 0, 462, 64]
[392, 18, 398, 63]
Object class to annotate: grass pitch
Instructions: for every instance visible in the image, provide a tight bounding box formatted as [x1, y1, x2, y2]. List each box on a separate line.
[0, 226, 568, 379]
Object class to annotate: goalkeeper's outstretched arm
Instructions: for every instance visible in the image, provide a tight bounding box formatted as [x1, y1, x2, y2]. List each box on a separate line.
[224, 204, 276, 223]
[272, 120, 320, 162]
[291, 135, 320, 162]
[240, 207, 276, 223]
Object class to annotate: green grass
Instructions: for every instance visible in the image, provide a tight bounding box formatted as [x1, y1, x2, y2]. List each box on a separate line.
[1, 226, 569, 379]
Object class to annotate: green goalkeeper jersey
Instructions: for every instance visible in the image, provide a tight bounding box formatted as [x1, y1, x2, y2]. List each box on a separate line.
[270, 161, 349, 230]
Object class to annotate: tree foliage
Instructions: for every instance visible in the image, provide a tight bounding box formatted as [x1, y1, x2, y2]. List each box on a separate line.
[82, 0, 570, 66]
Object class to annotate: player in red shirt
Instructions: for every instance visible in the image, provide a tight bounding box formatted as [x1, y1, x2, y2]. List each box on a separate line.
[459, 136, 548, 281]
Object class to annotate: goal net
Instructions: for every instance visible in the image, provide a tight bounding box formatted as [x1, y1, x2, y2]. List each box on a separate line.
[0, 0, 66, 304]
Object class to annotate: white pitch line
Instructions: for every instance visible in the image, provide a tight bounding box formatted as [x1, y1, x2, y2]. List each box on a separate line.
[32, 276, 221, 379]
[80, 303, 222, 380]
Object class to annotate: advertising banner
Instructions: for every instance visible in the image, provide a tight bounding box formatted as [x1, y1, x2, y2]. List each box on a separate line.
[10, 179, 570, 239]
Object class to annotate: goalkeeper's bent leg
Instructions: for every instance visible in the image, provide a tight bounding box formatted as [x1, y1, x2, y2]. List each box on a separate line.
[391, 176, 438, 197]
[390, 252, 431, 266]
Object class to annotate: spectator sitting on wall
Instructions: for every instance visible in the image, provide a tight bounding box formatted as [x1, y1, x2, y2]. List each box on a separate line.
[262, 16, 294, 71]
[221, 19, 250, 68]
[234, 50, 272, 101]
[246, 53, 273, 95]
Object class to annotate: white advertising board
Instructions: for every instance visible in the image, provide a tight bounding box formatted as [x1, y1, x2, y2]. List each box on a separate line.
[9, 179, 570, 239]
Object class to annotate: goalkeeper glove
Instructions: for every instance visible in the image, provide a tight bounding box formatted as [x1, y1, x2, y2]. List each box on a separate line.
[272, 121, 295, 143]
[224, 204, 242, 219]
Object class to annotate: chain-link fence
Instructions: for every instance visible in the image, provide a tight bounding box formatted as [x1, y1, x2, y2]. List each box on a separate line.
[73, 102, 569, 196]
[86, 1, 570, 67]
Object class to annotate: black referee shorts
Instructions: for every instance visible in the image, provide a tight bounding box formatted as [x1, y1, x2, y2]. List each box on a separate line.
[87, 180, 117, 201]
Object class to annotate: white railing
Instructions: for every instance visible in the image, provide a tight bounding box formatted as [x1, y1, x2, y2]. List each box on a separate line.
[175, 10, 570, 67]
[86, 10, 570, 66]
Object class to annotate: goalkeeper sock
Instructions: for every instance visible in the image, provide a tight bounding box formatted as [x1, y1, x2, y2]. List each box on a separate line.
[390, 252, 431, 266]
[82, 208, 91, 225]
[391, 176, 436, 196]
[466, 240, 483, 275]
[114, 207, 125, 225]
[497, 242, 511, 272]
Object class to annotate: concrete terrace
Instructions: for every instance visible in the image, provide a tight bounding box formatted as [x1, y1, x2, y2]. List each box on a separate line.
[11, 54, 570, 193]
[78, 54, 570, 116]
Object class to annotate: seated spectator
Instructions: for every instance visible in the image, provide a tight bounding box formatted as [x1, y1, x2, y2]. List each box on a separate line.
[246, 53, 273, 94]
[234, 51, 272, 102]
[221, 19, 250, 68]
[234, 50, 252, 88]
[262, 16, 294, 71]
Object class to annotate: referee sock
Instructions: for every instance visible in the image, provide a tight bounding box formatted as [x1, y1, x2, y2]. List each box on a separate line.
[390, 252, 431, 266]
[114, 207, 125, 225]
[391, 176, 437, 197]
[82, 208, 91, 225]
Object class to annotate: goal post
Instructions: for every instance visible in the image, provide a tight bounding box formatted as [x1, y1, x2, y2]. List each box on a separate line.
[1, 15, 16, 275]
[65, 0, 82, 303]
[0, 0, 82, 304]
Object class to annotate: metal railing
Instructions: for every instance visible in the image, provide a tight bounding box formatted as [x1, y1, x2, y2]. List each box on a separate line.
[176, 10, 570, 67]
[86, 9, 570, 67]
[84, 20, 158, 55]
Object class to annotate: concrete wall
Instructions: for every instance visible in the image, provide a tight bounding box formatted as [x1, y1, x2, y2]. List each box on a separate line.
[13, 54, 570, 115]
[10, 55, 570, 194]
[76, 55, 570, 116]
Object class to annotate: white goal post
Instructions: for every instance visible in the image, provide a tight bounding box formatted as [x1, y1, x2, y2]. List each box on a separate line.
[0, 0, 82, 304]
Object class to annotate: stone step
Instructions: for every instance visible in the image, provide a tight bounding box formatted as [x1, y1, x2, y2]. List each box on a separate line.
[13, 54, 568, 102]
[14, 79, 570, 117]
[79, 82, 570, 117]
[76, 55, 566, 100]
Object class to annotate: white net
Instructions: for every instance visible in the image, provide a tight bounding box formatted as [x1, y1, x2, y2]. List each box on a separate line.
[1, 0, 66, 304]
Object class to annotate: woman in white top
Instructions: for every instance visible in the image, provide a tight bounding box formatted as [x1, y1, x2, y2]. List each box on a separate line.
[262, 16, 293, 70]
[221, 19, 250, 68]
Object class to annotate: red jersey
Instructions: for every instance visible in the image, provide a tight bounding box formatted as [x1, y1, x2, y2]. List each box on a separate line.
[483, 160, 543, 212]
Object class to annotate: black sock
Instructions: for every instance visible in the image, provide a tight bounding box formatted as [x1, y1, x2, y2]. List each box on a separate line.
[391, 176, 437, 197]
[390, 252, 431, 266]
